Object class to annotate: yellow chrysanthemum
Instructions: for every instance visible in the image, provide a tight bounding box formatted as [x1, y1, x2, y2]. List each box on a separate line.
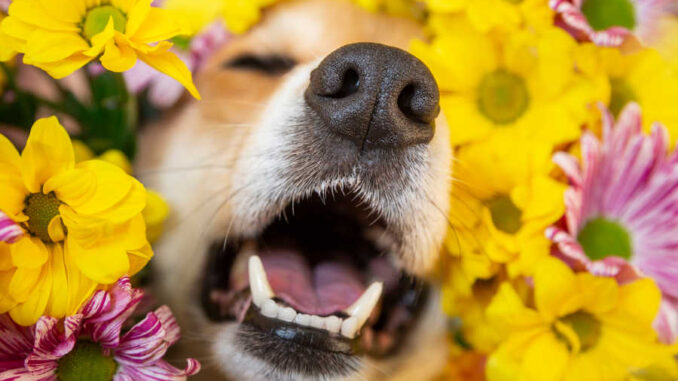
[449, 132, 566, 278]
[0, 116, 152, 325]
[0, 0, 199, 99]
[220, 0, 279, 34]
[425, 0, 553, 33]
[163, 0, 224, 35]
[486, 258, 673, 381]
[575, 44, 678, 145]
[72, 140, 169, 243]
[0, 11, 16, 62]
[411, 20, 598, 147]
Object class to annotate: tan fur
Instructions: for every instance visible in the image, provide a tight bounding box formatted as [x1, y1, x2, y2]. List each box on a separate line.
[136, 1, 451, 380]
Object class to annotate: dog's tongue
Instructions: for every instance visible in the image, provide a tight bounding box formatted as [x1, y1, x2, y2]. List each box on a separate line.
[260, 250, 365, 316]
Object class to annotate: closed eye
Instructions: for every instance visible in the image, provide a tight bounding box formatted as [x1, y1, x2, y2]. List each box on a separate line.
[223, 54, 297, 75]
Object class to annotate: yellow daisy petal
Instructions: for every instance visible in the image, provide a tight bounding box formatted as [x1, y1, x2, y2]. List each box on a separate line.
[65, 160, 133, 215]
[128, 243, 153, 276]
[0, 269, 17, 314]
[10, 236, 48, 269]
[9, 263, 51, 326]
[20, 116, 75, 193]
[7, 0, 79, 32]
[23, 29, 89, 64]
[0, 244, 13, 271]
[47, 216, 66, 242]
[137, 43, 201, 99]
[64, 244, 97, 313]
[100, 37, 138, 72]
[534, 258, 580, 319]
[43, 168, 97, 209]
[67, 236, 130, 284]
[32, 54, 93, 79]
[124, 0, 152, 37]
[45, 243, 96, 317]
[8, 265, 41, 303]
[131, 7, 184, 44]
[521, 333, 570, 381]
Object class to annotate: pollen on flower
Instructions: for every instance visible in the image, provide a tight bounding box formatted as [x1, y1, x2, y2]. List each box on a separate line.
[577, 217, 633, 261]
[556, 311, 603, 352]
[580, 0, 636, 31]
[487, 195, 523, 234]
[57, 341, 118, 381]
[82, 5, 127, 40]
[23, 192, 63, 243]
[477, 70, 530, 125]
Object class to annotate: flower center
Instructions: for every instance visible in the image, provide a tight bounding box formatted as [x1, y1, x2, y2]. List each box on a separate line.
[23, 192, 62, 243]
[503, 0, 523, 4]
[609, 78, 637, 116]
[57, 341, 117, 381]
[577, 217, 632, 260]
[477, 70, 530, 125]
[83, 5, 127, 40]
[487, 195, 523, 234]
[581, 0, 636, 31]
[560, 311, 602, 352]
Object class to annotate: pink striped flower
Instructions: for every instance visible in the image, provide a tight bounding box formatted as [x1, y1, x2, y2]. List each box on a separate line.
[550, 0, 671, 46]
[0, 211, 22, 243]
[0, 277, 200, 380]
[547, 102, 678, 343]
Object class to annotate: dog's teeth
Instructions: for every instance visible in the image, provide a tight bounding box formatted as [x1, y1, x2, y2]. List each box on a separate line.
[261, 299, 278, 318]
[294, 313, 311, 326]
[249, 255, 275, 307]
[278, 306, 296, 322]
[325, 316, 342, 333]
[310, 315, 325, 329]
[344, 281, 383, 329]
[341, 316, 359, 339]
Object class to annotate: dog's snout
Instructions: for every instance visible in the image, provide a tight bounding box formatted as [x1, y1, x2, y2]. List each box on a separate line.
[305, 43, 440, 149]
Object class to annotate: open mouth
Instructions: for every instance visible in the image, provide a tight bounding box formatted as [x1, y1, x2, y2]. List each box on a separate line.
[202, 191, 429, 363]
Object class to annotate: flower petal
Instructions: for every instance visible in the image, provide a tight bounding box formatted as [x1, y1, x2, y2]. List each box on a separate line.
[10, 236, 48, 269]
[100, 37, 138, 72]
[9, 263, 52, 326]
[23, 29, 88, 64]
[137, 42, 201, 100]
[521, 333, 569, 381]
[534, 258, 580, 319]
[20, 116, 75, 193]
[130, 7, 183, 43]
[67, 235, 129, 284]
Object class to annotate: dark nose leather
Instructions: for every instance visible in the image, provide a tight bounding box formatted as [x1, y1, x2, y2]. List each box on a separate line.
[305, 43, 440, 150]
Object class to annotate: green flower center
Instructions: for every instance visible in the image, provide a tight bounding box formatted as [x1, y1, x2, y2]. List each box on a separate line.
[503, 0, 523, 4]
[577, 217, 633, 261]
[609, 78, 637, 116]
[477, 70, 530, 125]
[560, 311, 602, 352]
[23, 192, 62, 243]
[83, 5, 127, 40]
[581, 0, 636, 31]
[57, 341, 118, 381]
[487, 195, 523, 234]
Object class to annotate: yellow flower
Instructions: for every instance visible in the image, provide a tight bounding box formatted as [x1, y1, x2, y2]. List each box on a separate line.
[0, 11, 17, 62]
[425, 0, 553, 33]
[1, 0, 199, 99]
[575, 44, 678, 145]
[221, 0, 279, 34]
[450, 132, 566, 278]
[411, 20, 598, 147]
[163, 0, 223, 36]
[72, 140, 169, 243]
[486, 258, 672, 381]
[0, 116, 152, 325]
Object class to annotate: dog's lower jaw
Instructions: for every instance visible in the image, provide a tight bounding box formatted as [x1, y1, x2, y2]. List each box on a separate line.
[207, 289, 447, 381]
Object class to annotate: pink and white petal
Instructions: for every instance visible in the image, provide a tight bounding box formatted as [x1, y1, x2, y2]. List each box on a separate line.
[653, 296, 678, 344]
[115, 359, 200, 381]
[115, 312, 168, 366]
[154, 306, 180, 346]
[545, 226, 591, 271]
[552, 152, 582, 187]
[0, 212, 23, 244]
[0, 314, 34, 359]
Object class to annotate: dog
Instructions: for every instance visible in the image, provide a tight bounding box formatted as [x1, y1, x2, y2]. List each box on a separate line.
[137, 0, 453, 379]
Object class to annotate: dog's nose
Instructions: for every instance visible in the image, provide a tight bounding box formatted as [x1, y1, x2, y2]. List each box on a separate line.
[305, 43, 440, 149]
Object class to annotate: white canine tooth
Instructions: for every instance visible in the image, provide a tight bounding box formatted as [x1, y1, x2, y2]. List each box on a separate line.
[344, 282, 383, 328]
[325, 316, 342, 333]
[278, 307, 296, 322]
[310, 315, 325, 329]
[341, 317, 359, 339]
[294, 314, 311, 326]
[261, 299, 278, 318]
[249, 255, 275, 307]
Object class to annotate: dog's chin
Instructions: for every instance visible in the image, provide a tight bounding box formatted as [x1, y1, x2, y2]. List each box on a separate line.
[198, 191, 434, 380]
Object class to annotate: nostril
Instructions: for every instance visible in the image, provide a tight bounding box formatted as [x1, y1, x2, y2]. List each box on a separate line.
[325, 69, 360, 99]
[397, 84, 419, 122]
